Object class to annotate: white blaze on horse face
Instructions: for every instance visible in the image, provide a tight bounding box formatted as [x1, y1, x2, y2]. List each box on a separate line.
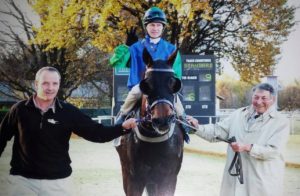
[151, 103, 173, 118]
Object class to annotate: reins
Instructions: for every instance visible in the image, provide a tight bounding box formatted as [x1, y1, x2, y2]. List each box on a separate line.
[158, 117, 244, 184]
[215, 136, 244, 184]
[175, 117, 198, 130]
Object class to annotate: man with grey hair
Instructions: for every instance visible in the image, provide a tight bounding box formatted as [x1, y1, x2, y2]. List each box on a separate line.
[188, 83, 289, 196]
[0, 66, 137, 196]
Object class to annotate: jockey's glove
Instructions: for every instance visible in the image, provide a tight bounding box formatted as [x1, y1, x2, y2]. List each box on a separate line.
[126, 27, 139, 46]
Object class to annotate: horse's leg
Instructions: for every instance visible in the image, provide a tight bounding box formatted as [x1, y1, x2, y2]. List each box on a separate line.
[146, 177, 176, 196]
[116, 135, 145, 196]
[155, 175, 178, 196]
[116, 136, 131, 195]
[145, 183, 157, 196]
[126, 177, 145, 196]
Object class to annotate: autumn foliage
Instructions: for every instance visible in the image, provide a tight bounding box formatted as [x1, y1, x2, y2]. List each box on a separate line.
[28, 0, 295, 83]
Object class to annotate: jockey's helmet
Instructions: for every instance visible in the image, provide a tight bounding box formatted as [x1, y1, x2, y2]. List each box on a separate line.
[143, 7, 167, 27]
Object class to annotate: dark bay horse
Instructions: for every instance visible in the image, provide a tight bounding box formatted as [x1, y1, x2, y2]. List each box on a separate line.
[116, 49, 185, 196]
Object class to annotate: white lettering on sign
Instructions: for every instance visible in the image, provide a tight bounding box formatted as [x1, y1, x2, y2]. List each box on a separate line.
[182, 76, 197, 80]
[187, 76, 197, 79]
[185, 59, 212, 63]
[201, 105, 208, 109]
[185, 105, 191, 109]
[186, 59, 195, 62]
[195, 59, 211, 62]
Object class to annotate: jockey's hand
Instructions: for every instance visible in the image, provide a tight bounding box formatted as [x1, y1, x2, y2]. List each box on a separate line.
[122, 118, 137, 131]
[126, 27, 138, 46]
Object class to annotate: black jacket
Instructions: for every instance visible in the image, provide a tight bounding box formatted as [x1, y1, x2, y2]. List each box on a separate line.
[0, 96, 126, 179]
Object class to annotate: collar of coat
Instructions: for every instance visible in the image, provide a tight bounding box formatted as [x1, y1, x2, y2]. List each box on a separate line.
[242, 105, 277, 120]
[25, 95, 63, 112]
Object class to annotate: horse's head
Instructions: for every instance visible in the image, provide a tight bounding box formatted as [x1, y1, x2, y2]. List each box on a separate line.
[139, 49, 181, 134]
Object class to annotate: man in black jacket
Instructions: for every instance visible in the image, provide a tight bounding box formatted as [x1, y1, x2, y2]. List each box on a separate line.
[0, 66, 137, 196]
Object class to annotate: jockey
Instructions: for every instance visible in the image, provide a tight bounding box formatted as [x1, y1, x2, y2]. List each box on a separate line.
[110, 7, 191, 138]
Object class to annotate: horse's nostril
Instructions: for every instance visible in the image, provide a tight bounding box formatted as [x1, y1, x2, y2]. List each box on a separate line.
[152, 114, 175, 131]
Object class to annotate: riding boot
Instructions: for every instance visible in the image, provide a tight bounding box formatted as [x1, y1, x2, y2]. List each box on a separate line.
[178, 115, 192, 133]
[113, 112, 127, 147]
[174, 96, 192, 134]
[115, 112, 127, 125]
[115, 85, 142, 125]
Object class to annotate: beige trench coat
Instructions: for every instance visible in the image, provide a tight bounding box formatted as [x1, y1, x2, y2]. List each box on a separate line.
[195, 105, 290, 196]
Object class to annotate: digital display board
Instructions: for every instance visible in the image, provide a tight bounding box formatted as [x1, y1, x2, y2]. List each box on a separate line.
[183, 58, 213, 70]
[112, 55, 216, 123]
[181, 54, 216, 123]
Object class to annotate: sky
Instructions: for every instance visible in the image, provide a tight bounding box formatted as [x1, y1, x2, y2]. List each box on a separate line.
[274, 0, 300, 85]
[1, 0, 299, 86]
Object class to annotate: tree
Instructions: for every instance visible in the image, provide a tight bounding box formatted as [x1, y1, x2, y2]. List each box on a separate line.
[0, 0, 112, 105]
[216, 75, 253, 108]
[29, 0, 296, 83]
[278, 80, 300, 111]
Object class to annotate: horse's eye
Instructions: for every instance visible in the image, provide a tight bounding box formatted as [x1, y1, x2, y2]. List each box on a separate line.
[167, 77, 181, 93]
[140, 78, 153, 95]
[168, 77, 176, 89]
[145, 79, 154, 91]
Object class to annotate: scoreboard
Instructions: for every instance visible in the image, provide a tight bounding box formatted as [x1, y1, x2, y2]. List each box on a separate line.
[112, 55, 216, 123]
[180, 55, 216, 123]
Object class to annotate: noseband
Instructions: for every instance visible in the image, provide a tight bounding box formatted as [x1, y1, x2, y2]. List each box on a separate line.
[133, 99, 177, 143]
[148, 99, 176, 135]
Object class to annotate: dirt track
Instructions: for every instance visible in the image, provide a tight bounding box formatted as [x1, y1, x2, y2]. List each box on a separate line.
[1, 139, 300, 196]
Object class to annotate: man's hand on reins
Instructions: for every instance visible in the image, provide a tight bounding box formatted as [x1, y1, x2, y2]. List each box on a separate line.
[230, 142, 253, 152]
[122, 118, 137, 131]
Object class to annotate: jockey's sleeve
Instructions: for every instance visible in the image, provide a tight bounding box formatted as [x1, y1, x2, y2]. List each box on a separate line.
[109, 44, 130, 68]
[173, 51, 182, 79]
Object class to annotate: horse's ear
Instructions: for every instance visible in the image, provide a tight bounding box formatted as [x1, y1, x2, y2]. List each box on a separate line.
[140, 78, 152, 95]
[167, 49, 178, 67]
[168, 77, 182, 93]
[143, 48, 154, 68]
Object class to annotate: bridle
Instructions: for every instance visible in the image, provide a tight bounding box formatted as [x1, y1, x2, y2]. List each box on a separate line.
[216, 136, 244, 184]
[133, 100, 177, 143]
[133, 68, 178, 142]
[148, 99, 176, 134]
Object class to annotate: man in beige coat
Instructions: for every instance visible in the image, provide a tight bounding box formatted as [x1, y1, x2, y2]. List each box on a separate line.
[188, 83, 290, 196]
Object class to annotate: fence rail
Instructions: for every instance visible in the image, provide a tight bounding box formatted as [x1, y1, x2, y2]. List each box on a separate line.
[217, 109, 300, 135]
